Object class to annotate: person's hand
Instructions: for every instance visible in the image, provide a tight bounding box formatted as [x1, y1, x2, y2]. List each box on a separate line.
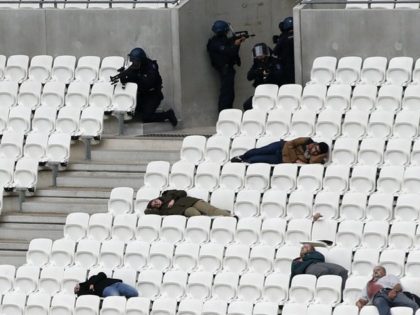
[74, 284, 80, 294]
[388, 289, 397, 300]
[356, 299, 367, 310]
[234, 36, 246, 46]
[89, 284, 94, 292]
[168, 200, 175, 208]
[296, 159, 306, 164]
[313, 212, 323, 222]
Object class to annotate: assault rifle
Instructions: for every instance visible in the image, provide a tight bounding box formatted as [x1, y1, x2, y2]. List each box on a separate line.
[110, 64, 135, 86]
[233, 30, 256, 40]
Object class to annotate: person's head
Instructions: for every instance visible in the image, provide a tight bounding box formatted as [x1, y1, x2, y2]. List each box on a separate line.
[300, 243, 315, 256]
[281, 16, 293, 33]
[308, 142, 329, 156]
[128, 47, 147, 65]
[252, 43, 271, 61]
[372, 265, 386, 280]
[212, 20, 230, 35]
[147, 198, 163, 209]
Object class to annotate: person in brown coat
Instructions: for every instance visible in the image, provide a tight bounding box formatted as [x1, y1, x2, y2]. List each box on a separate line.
[230, 137, 329, 164]
[145, 189, 232, 217]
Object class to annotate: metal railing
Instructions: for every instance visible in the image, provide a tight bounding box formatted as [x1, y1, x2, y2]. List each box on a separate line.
[300, 0, 420, 4]
[0, 0, 180, 8]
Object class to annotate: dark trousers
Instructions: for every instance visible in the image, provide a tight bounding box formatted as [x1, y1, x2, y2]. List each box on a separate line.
[243, 96, 253, 111]
[241, 140, 284, 164]
[218, 66, 235, 112]
[373, 290, 419, 315]
[136, 92, 168, 123]
[305, 262, 348, 291]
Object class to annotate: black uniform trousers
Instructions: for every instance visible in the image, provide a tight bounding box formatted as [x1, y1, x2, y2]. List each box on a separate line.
[135, 91, 167, 123]
[218, 65, 236, 112]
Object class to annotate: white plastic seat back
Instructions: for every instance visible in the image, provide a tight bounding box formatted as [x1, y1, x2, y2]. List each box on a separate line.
[194, 161, 221, 191]
[136, 214, 162, 243]
[0, 55, 6, 79]
[88, 212, 113, 241]
[301, 83, 327, 112]
[26, 238, 52, 267]
[248, 244, 276, 274]
[134, 186, 161, 215]
[253, 301, 279, 315]
[99, 56, 125, 82]
[100, 296, 127, 315]
[290, 109, 316, 137]
[50, 238, 75, 268]
[144, 160, 171, 190]
[296, 164, 324, 193]
[65, 81, 90, 109]
[342, 109, 369, 139]
[239, 109, 266, 138]
[393, 110, 420, 139]
[136, 269, 162, 299]
[160, 270, 188, 300]
[235, 216, 262, 246]
[405, 252, 420, 277]
[360, 56, 387, 85]
[350, 84, 378, 113]
[28, 55, 53, 83]
[273, 245, 300, 274]
[289, 274, 317, 304]
[403, 166, 420, 193]
[5, 55, 29, 82]
[260, 218, 287, 247]
[244, 163, 271, 191]
[352, 248, 380, 276]
[61, 267, 87, 295]
[367, 111, 394, 139]
[38, 266, 64, 295]
[186, 271, 213, 300]
[212, 271, 240, 301]
[17, 80, 42, 110]
[219, 162, 246, 192]
[335, 56, 362, 85]
[315, 109, 342, 139]
[234, 190, 261, 218]
[173, 242, 200, 272]
[0, 81, 18, 108]
[277, 84, 302, 111]
[0, 130, 24, 160]
[74, 295, 100, 315]
[99, 239, 125, 269]
[0, 264, 15, 295]
[230, 136, 256, 158]
[228, 301, 254, 315]
[148, 241, 174, 271]
[202, 299, 228, 315]
[108, 186, 134, 216]
[313, 191, 340, 219]
[323, 165, 350, 194]
[160, 215, 187, 244]
[178, 299, 203, 315]
[285, 218, 312, 245]
[311, 219, 338, 245]
[361, 220, 389, 250]
[64, 212, 90, 241]
[342, 275, 370, 305]
[74, 239, 101, 268]
[252, 84, 278, 112]
[265, 108, 291, 138]
[271, 163, 297, 193]
[111, 214, 138, 245]
[185, 216, 211, 244]
[14, 157, 38, 189]
[210, 217, 237, 246]
[25, 292, 52, 315]
[310, 56, 337, 85]
[123, 240, 149, 270]
[51, 55, 76, 84]
[41, 81, 66, 110]
[32, 106, 56, 134]
[50, 294, 76, 315]
[89, 81, 114, 110]
[14, 265, 40, 294]
[357, 138, 385, 166]
[349, 165, 377, 193]
[340, 192, 367, 221]
[216, 108, 243, 138]
[377, 165, 404, 194]
[394, 193, 420, 222]
[204, 135, 231, 164]
[336, 219, 364, 249]
[384, 138, 411, 166]
[376, 85, 403, 112]
[286, 190, 314, 220]
[402, 84, 420, 112]
[0, 158, 15, 187]
[325, 84, 351, 113]
[386, 57, 413, 86]
[223, 244, 250, 273]
[56, 106, 81, 135]
[7, 105, 31, 134]
[412, 58, 420, 84]
[47, 133, 71, 163]
[1, 292, 27, 315]
[112, 82, 137, 112]
[79, 106, 104, 137]
[168, 161, 195, 191]
[379, 249, 406, 277]
[75, 56, 101, 83]
[0, 106, 9, 134]
[180, 135, 207, 164]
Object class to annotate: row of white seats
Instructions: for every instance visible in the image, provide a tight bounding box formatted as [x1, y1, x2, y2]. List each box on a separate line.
[251, 83, 420, 113]
[0, 0, 179, 9]
[284, 303, 418, 315]
[0, 157, 39, 190]
[0, 105, 104, 140]
[62, 211, 420, 253]
[181, 136, 420, 167]
[216, 108, 420, 140]
[0, 131, 70, 163]
[0, 54, 127, 84]
[0, 80, 136, 112]
[346, 0, 420, 10]
[142, 160, 420, 196]
[0, 293, 279, 315]
[308, 56, 418, 86]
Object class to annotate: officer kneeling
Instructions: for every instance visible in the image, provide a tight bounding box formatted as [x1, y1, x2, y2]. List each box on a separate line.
[243, 43, 283, 111]
[118, 48, 177, 126]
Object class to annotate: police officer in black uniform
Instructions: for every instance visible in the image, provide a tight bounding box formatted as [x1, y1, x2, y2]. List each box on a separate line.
[119, 47, 177, 126]
[273, 16, 295, 84]
[243, 43, 283, 111]
[207, 20, 246, 112]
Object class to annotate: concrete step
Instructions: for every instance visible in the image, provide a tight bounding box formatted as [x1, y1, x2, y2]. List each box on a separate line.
[92, 137, 183, 151]
[103, 116, 179, 137]
[0, 211, 67, 225]
[56, 171, 144, 189]
[34, 187, 113, 199]
[21, 197, 108, 214]
[0, 223, 63, 243]
[90, 149, 180, 163]
[0, 249, 26, 266]
[67, 162, 148, 173]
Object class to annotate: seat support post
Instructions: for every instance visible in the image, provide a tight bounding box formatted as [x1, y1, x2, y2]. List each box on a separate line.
[17, 190, 26, 211]
[116, 112, 125, 135]
[51, 163, 59, 187]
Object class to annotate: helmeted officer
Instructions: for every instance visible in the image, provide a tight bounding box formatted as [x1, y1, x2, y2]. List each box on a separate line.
[119, 47, 177, 126]
[273, 16, 295, 84]
[207, 20, 246, 112]
[243, 43, 283, 111]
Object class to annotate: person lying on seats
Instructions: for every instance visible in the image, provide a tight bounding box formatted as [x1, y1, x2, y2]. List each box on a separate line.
[74, 272, 138, 298]
[230, 137, 329, 164]
[291, 243, 348, 290]
[145, 189, 233, 217]
[356, 266, 419, 315]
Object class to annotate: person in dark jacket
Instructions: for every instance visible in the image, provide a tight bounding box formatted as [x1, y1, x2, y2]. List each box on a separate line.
[273, 16, 295, 84]
[291, 244, 348, 290]
[74, 272, 138, 298]
[145, 189, 232, 217]
[243, 43, 283, 111]
[207, 20, 246, 112]
[230, 137, 329, 164]
[119, 47, 177, 126]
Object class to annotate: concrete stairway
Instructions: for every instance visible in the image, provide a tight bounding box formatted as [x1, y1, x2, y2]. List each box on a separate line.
[0, 127, 187, 266]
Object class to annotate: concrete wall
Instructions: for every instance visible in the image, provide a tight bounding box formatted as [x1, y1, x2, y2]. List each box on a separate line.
[294, 7, 420, 84]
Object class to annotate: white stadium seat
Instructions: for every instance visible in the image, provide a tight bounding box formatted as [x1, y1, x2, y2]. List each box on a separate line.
[301, 83, 327, 112]
[123, 240, 149, 270]
[286, 190, 314, 220]
[296, 164, 324, 193]
[340, 192, 368, 221]
[0, 54, 6, 79]
[248, 244, 275, 274]
[26, 238, 52, 267]
[74, 239, 101, 268]
[160, 270, 188, 300]
[160, 214, 186, 244]
[65, 81, 91, 109]
[0, 264, 15, 295]
[315, 108, 342, 139]
[13, 157, 38, 190]
[112, 82, 137, 112]
[227, 301, 253, 315]
[204, 135, 230, 164]
[335, 56, 362, 85]
[341, 109, 369, 139]
[402, 166, 420, 193]
[313, 191, 340, 219]
[377, 165, 404, 194]
[229, 136, 256, 158]
[342, 275, 370, 305]
[212, 271, 240, 301]
[360, 56, 387, 85]
[244, 163, 271, 191]
[394, 193, 420, 222]
[289, 109, 316, 137]
[41, 81, 66, 110]
[366, 191, 394, 222]
[50, 294, 76, 315]
[74, 295, 100, 315]
[252, 83, 278, 112]
[184, 216, 211, 244]
[336, 220, 363, 249]
[0, 80, 18, 108]
[219, 162, 246, 192]
[136, 269, 162, 300]
[178, 298, 203, 315]
[108, 186, 134, 216]
[61, 266, 87, 295]
[366, 111, 394, 140]
[32, 106, 56, 134]
[51, 55, 76, 84]
[89, 81, 115, 111]
[148, 241, 174, 271]
[7, 105, 32, 134]
[379, 249, 406, 277]
[64, 212, 90, 241]
[361, 220, 389, 250]
[265, 109, 291, 138]
[136, 214, 162, 242]
[49, 238, 75, 268]
[386, 57, 413, 86]
[173, 242, 200, 273]
[168, 160, 195, 191]
[99, 56, 125, 82]
[239, 109, 266, 138]
[384, 138, 411, 166]
[323, 165, 350, 194]
[17, 80, 42, 110]
[180, 135, 207, 164]
[310, 56, 337, 85]
[0, 158, 15, 188]
[25, 292, 51, 315]
[223, 244, 250, 273]
[393, 110, 420, 139]
[1, 292, 27, 315]
[144, 160, 170, 190]
[134, 186, 161, 215]
[350, 84, 378, 113]
[234, 190, 261, 218]
[349, 165, 377, 193]
[352, 248, 380, 276]
[47, 132, 71, 164]
[186, 271, 213, 300]
[87, 212, 113, 241]
[195, 161, 220, 191]
[125, 297, 151, 315]
[56, 106, 81, 136]
[14, 265, 40, 294]
[100, 296, 127, 315]
[289, 274, 317, 304]
[79, 106, 104, 138]
[75, 56, 101, 83]
[198, 243, 225, 274]
[277, 84, 302, 111]
[216, 108, 243, 138]
[402, 84, 420, 112]
[260, 189, 287, 219]
[4, 54, 29, 82]
[99, 239, 125, 269]
[262, 274, 289, 305]
[38, 266, 63, 295]
[271, 163, 297, 193]
[285, 218, 312, 245]
[202, 299, 228, 315]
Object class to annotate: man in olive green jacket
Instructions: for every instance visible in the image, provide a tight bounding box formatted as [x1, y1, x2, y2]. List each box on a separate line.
[145, 189, 232, 217]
